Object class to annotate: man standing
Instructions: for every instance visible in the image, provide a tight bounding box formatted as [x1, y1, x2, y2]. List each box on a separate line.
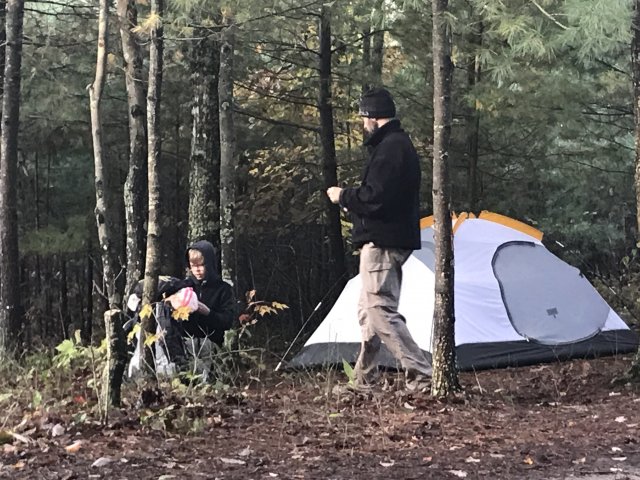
[326, 87, 432, 391]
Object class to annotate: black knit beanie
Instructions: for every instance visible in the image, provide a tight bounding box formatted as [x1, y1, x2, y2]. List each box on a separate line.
[358, 87, 396, 118]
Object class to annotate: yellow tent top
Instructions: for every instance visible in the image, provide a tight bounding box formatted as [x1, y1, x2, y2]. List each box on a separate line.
[419, 211, 543, 241]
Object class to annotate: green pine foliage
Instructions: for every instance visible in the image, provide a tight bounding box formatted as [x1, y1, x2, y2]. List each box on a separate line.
[9, 0, 640, 347]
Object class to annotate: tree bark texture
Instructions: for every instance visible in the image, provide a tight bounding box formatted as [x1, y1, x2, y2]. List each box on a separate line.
[0, 0, 7, 105]
[630, 0, 640, 377]
[318, 5, 346, 283]
[101, 309, 126, 414]
[370, 0, 384, 88]
[117, 0, 148, 299]
[0, 0, 24, 359]
[361, 25, 371, 93]
[361, 0, 384, 92]
[89, 0, 126, 408]
[141, 0, 164, 329]
[431, 0, 460, 397]
[219, 21, 237, 287]
[89, 0, 121, 310]
[188, 25, 221, 250]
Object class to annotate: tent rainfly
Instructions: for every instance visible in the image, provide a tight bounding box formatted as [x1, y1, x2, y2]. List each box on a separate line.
[290, 212, 638, 371]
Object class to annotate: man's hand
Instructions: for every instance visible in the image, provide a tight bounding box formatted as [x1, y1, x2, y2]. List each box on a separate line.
[326, 186, 342, 204]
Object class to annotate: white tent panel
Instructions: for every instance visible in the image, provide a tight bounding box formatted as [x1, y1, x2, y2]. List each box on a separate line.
[291, 213, 638, 370]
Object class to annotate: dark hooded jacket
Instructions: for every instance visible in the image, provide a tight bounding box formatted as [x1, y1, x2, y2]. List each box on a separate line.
[339, 119, 421, 250]
[183, 240, 236, 345]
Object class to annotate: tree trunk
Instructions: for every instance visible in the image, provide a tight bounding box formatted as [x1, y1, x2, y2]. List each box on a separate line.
[0, 0, 24, 359]
[361, 25, 371, 93]
[430, 0, 460, 397]
[466, 18, 482, 212]
[0, 0, 6, 109]
[100, 309, 126, 414]
[318, 5, 346, 284]
[219, 20, 237, 287]
[141, 0, 164, 339]
[89, 0, 126, 411]
[83, 239, 94, 344]
[59, 256, 69, 337]
[370, 0, 384, 88]
[117, 0, 147, 300]
[188, 25, 221, 249]
[629, 0, 640, 378]
[362, 0, 384, 92]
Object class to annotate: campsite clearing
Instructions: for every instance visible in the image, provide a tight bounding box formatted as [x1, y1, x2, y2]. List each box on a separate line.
[1, 354, 639, 479]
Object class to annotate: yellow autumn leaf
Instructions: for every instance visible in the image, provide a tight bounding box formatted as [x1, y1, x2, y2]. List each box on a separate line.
[144, 332, 162, 347]
[131, 12, 161, 35]
[139, 304, 153, 320]
[127, 323, 141, 344]
[271, 302, 289, 310]
[171, 306, 191, 321]
[523, 456, 534, 465]
[256, 305, 276, 316]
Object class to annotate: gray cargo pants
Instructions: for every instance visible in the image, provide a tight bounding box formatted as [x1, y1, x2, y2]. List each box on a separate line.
[354, 242, 433, 384]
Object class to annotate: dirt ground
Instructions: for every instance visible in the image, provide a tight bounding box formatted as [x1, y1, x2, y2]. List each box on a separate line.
[1, 354, 640, 480]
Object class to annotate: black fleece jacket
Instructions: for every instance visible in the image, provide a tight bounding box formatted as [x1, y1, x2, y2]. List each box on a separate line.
[339, 119, 421, 250]
[183, 240, 236, 345]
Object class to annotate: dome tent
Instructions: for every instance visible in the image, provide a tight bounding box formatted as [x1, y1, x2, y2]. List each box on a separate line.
[290, 212, 637, 371]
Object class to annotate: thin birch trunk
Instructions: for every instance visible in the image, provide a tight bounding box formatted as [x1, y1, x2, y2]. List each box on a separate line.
[0, 0, 24, 359]
[141, 0, 164, 341]
[431, 0, 460, 397]
[89, 0, 126, 413]
[219, 20, 237, 287]
[117, 0, 148, 299]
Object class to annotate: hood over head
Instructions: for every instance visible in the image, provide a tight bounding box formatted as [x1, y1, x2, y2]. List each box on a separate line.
[186, 240, 220, 283]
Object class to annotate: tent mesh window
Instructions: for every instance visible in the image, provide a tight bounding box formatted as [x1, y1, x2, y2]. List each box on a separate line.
[491, 241, 609, 345]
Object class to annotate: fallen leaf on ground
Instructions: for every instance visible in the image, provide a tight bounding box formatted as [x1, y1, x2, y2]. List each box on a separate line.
[219, 457, 246, 465]
[64, 440, 83, 453]
[10, 432, 32, 444]
[92, 457, 114, 468]
[448, 470, 467, 478]
[523, 456, 534, 465]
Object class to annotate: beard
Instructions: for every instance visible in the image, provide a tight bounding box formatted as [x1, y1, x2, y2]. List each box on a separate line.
[364, 120, 379, 137]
